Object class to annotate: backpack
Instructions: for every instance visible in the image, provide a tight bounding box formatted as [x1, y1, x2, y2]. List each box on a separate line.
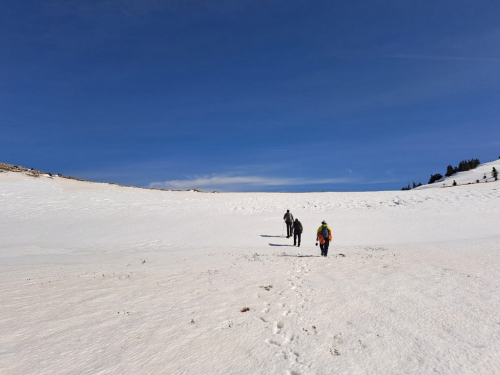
[294, 221, 302, 232]
[321, 226, 329, 240]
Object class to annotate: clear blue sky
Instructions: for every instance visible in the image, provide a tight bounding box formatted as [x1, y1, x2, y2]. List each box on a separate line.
[2, 1, 499, 191]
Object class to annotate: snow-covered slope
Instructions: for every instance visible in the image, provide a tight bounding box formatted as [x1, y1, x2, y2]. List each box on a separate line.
[1, 171, 499, 375]
[416, 159, 500, 189]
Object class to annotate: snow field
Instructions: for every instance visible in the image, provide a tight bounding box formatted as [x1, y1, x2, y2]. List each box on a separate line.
[0, 172, 499, 374]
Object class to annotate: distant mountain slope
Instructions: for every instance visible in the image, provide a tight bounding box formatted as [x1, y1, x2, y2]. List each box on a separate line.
[0, 162, 203, 192]
[416, 159, 500, 189]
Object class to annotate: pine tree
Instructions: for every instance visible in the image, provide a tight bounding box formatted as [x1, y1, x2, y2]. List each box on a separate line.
[453, 180, 457, 186]
[455, 158, 480, 173]
[428, 173, 443, 184]
[445, 165, 455, 177]
[493, 167, 498, 181]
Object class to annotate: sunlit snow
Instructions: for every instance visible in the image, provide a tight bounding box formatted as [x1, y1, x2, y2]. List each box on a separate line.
[1, 168, 499, 374]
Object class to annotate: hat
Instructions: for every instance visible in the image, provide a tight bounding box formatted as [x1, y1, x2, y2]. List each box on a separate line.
[321, 220, 327, 224]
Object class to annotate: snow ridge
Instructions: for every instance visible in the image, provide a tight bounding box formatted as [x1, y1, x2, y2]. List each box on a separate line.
[416, 159, 500, 189]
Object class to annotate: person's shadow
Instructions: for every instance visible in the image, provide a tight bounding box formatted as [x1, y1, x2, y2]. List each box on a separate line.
[278, 254, 319, 257]
[268, 243, 293, 247]
[260, 235, 285, 238]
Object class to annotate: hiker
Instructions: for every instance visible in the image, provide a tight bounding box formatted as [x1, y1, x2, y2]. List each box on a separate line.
[316, 220, 332, 257]
[283, 210, 294, 238]
[293, 218, 303, 247]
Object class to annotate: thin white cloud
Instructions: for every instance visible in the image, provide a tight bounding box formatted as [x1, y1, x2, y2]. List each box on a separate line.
[354, 178, 402, 185]
[149, 174, 356, 191]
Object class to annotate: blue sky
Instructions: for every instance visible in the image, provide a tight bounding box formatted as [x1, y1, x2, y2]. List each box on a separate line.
[1, 0, 499, 191]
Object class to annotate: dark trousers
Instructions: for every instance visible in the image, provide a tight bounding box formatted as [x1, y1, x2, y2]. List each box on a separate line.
[294, 232, 301, 246]
[286, 222, 293, 237]
[320, 239, 330, 257]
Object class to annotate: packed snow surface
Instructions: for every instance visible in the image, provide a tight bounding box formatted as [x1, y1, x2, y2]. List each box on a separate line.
[1, 172, 499, 375]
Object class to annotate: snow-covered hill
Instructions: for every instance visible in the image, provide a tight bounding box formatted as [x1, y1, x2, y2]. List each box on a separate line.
[1, 170, 499, 374]
[416, 159, 500, 190]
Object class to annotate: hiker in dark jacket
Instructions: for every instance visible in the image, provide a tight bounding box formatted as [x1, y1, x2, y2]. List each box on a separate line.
[293, 218, 303, 247]
[283, 210, 294, 238]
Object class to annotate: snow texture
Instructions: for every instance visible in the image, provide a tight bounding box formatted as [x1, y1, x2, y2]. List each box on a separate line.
[0, 169, 499, 375]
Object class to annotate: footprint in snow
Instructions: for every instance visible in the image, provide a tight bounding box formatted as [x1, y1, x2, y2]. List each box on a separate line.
[282, 333, 294, 345]
[274, 321, 284, 334]
[333, 333, 343, 344]
[265, 338, 281, 346]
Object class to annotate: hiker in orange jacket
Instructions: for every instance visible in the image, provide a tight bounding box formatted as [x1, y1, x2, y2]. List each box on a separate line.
[316, 220, 332, 257]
